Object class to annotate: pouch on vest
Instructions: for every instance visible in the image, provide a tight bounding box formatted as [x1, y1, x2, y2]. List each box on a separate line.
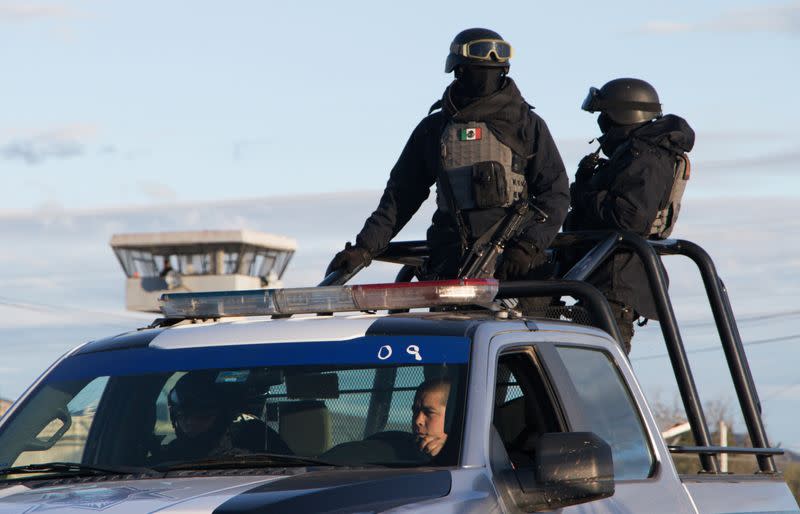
[472, 161, 509, 209]
[649, 153, 690, 239]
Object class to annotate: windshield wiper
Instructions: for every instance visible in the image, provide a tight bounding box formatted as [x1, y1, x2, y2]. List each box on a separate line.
[0, 462, 162, 479]
[156, 452, 338, 471]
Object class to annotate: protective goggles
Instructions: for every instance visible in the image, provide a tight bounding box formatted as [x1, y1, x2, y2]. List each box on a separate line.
[450, 39, 513, 63]
[581, 86, 661, 113]
[581, 87, 603, 112]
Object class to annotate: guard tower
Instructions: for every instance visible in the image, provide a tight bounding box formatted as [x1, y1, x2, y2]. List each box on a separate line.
[110, 229, 296, 312]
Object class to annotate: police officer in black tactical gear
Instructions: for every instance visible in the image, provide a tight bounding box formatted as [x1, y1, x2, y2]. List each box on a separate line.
[565, 78, 695, 353]
[154, 371, 290, 463]
[327, 28, 569, 289]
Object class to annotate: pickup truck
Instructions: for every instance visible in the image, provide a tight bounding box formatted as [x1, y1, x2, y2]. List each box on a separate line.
[0, 232, 797, 513]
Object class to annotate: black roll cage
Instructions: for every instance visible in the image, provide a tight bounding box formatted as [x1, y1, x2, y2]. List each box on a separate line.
[326, 230, 780, 474]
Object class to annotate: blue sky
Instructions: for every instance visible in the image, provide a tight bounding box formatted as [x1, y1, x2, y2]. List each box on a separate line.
[0, 0, 799, 451]
[0, 0, 798, 211]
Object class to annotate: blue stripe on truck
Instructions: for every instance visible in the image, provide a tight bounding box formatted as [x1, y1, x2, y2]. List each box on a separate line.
[45, 335, 471, 382]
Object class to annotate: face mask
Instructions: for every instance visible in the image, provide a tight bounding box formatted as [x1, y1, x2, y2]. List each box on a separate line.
[597, 113, 648, 157]
[456, 65, 505, 97]
[597, 112, 617, 134]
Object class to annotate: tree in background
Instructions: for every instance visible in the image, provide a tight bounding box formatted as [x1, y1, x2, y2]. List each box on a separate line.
[650, 392, 799, 503]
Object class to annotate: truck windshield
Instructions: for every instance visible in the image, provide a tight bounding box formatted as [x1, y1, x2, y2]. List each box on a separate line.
[0, 336, 469, 476]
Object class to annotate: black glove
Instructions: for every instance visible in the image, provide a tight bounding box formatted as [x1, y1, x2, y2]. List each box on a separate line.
[495, 240, 546, 280]
[325, 242, 372, 276]
[575, 153, 599, 183]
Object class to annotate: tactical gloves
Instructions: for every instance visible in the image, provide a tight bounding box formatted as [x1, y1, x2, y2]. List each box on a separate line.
[495, 240, 546, 280]
[325, 242, 372, 277]
[571, 153, 603, 210]
[575, 150, 607, 186]
[575, 154, 599, 183]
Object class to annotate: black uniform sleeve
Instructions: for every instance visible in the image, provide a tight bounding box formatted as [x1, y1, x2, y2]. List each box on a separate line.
[574, 146, 673, 233]
[517, 115, 570, 250]
[354, 118, 437, 255]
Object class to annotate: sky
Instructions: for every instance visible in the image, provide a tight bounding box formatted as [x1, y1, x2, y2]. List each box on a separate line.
[0, 0, 798, 210]
[0, 0, 799, 452]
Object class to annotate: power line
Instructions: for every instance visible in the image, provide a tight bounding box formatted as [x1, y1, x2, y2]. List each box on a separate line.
[679, 309, 800, 328]
[761, 381, 800, 402]
[632, 333, 800, 362]
[0, 296, 151, 324]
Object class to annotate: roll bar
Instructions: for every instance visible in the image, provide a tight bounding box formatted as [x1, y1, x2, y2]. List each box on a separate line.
[350, 231, 778, 474]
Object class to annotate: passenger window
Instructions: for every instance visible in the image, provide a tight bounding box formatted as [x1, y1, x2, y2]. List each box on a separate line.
[556, 346, 654, 480]
[13, 376, 109, 466]
[492, 351, 560, 467]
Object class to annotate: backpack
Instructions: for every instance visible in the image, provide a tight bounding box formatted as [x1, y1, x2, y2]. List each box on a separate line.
[649, 153, 690, 239]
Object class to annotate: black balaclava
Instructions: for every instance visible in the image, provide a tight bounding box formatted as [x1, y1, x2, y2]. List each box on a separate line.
[452, 64, 506, 105]
[597, 112, 647, 157]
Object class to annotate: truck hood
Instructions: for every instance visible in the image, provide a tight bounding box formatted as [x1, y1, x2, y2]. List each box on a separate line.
[0, 468, 451, 513]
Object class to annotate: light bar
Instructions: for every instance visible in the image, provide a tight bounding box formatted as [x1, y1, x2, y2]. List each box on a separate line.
[159, 279, 499, 319]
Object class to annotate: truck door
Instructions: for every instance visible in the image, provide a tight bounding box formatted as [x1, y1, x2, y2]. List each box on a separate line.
[487, 334, 696, 514]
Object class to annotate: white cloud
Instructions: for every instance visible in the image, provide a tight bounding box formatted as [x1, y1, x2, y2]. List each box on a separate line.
[0, 124, 99, 165]
[698, 148, 800, 172]
[137, 180, 178, 203]
[639, 21, 693, 34]
[638, 2, 800, 35]
[0, 4, 76, 22]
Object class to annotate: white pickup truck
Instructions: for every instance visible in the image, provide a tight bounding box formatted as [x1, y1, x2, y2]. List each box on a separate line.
[0, 232, 797, 513]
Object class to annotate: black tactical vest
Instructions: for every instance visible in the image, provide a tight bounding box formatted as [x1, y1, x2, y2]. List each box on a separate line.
[437, 121, 527, 213]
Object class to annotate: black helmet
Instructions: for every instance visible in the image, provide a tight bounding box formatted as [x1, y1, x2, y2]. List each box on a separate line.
[581, 78, 662, 125]
[445, 28, 512, 73]
[168, 371, 234, 437]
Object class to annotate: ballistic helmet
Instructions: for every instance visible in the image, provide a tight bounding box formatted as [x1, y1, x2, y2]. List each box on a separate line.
[582, 78, 662, 125]
[445, 28, 512, 73]
[168, 372, 232, 438]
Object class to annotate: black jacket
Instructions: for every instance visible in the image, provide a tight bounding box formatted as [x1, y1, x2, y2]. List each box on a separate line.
[355, 78, 569, 277]
[564, 114, 695, 318]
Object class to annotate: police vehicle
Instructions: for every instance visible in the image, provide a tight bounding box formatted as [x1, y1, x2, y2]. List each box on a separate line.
[0, 232, 797, 513]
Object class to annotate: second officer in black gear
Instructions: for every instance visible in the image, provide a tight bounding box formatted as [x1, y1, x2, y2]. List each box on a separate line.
[153, 371, 290, 463]
[327, 28, 569, 289]
[565, 78, 695, 353]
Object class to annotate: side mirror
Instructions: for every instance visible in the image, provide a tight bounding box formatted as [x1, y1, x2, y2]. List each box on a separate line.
[515, 432, 614, 512]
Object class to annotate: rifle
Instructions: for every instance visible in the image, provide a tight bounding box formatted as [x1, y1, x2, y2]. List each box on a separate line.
[457, 199, 548, 279]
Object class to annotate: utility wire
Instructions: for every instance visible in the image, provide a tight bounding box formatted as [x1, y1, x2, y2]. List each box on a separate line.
[0, 296, 151, 323]
[678, 309, 800, 328]
[632, 333, 800, 363]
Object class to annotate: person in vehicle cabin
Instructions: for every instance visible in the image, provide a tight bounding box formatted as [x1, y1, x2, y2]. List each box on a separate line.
[326, 28, 569, 307]
[412, 378, 451, 457]
[154, 371, 289, 462]
[564, 78, 695, 353]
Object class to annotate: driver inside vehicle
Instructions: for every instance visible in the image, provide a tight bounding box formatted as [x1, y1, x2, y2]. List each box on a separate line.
[412, 377, 450, 457]
[153, 371, 290, 463]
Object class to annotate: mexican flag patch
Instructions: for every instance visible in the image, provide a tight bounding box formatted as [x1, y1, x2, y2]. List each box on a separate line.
[458, 127, 482, 141]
